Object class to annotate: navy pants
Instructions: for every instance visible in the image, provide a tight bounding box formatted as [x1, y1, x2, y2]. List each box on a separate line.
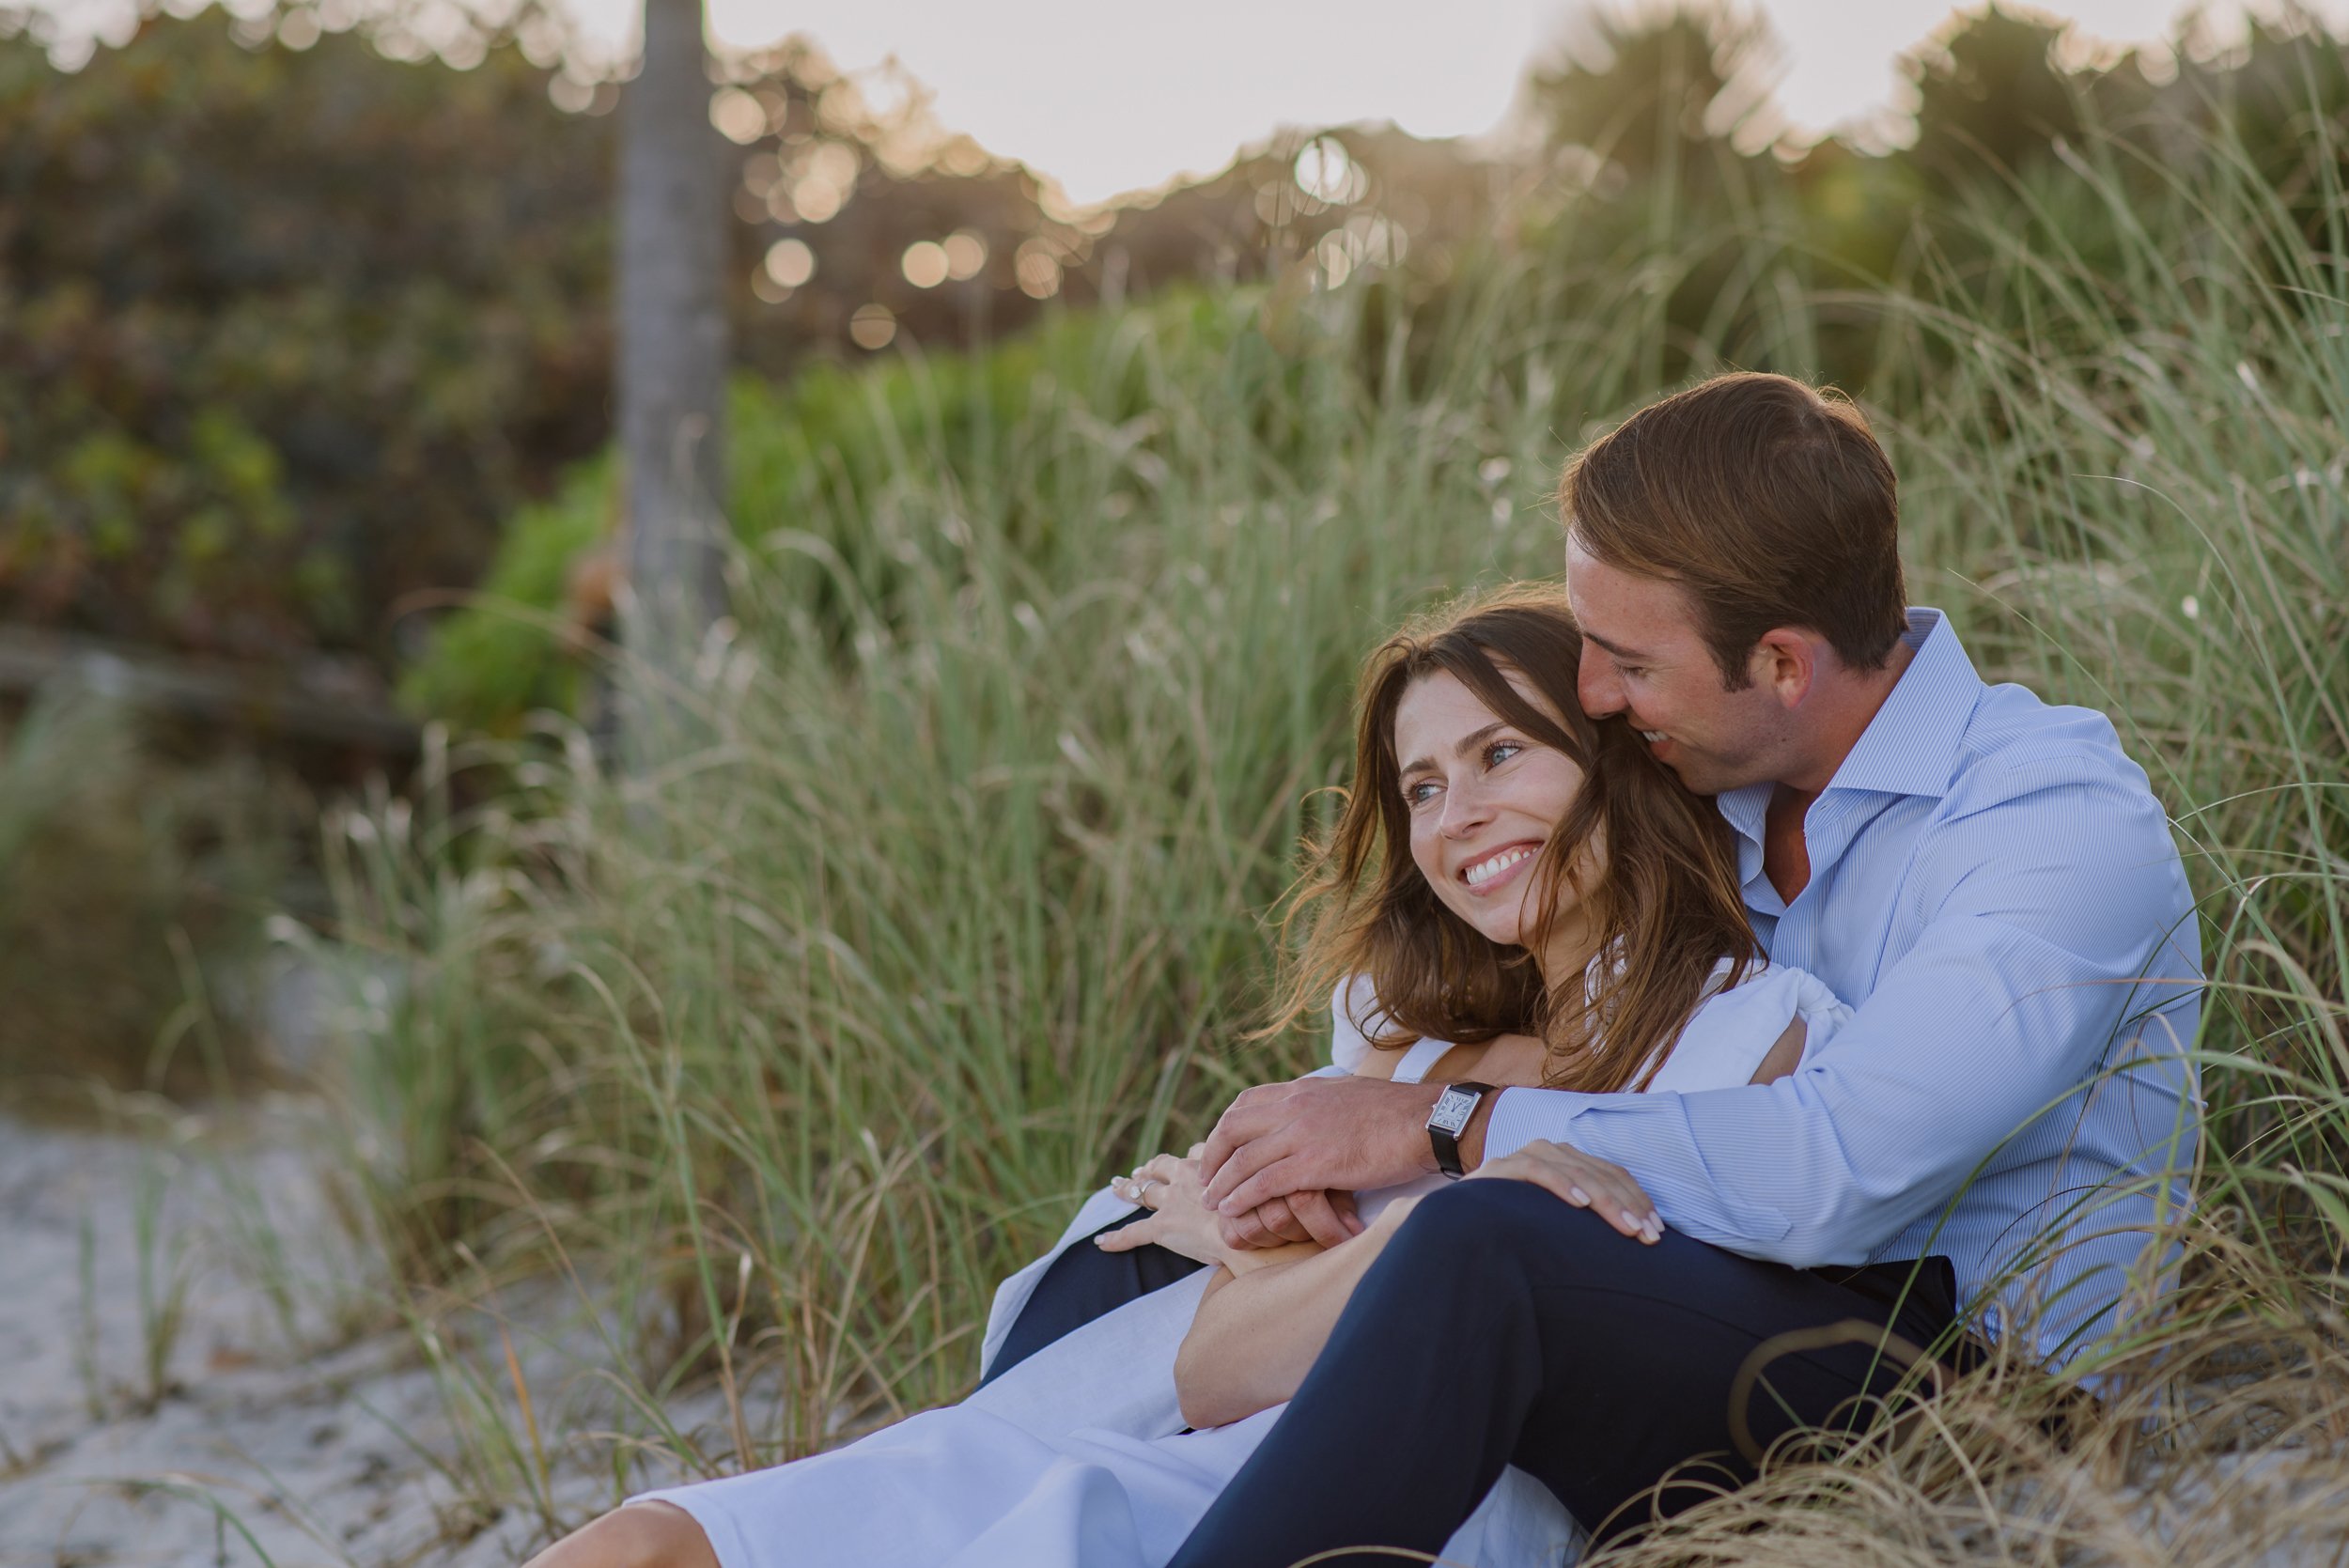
[979, 1207, 1206, 1386]
[993, 1181, 1967, 1564]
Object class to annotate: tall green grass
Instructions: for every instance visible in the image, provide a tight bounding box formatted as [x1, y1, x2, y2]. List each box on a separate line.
[316, 108, 2344, 1550]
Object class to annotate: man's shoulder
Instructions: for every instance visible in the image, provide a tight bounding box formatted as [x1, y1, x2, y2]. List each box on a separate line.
[1942, 679, 2155, 813]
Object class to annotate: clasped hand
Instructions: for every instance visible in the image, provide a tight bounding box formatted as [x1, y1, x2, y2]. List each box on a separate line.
[1183, 1072, 1665, 1250]
[1100, 1147, 1228, 1265]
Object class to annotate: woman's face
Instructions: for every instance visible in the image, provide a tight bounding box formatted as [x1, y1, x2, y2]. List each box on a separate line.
[1392, 666, 1593, 955]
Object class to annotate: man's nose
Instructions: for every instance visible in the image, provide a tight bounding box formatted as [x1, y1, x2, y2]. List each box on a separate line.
[1578, 646, 1624, 718]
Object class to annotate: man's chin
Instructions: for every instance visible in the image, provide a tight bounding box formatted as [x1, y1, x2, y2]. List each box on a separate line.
[1657, 754, 1740, 797]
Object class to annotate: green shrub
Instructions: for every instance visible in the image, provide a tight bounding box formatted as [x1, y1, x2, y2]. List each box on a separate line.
[0, 688, 288, 1092]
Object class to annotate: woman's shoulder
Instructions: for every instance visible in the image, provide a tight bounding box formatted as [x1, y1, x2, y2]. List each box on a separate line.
[1328, 974, 1388, 1074]
[1637, 958, 1850, 1094]
[1327, 975, 1448, 1079]
[1694, 959, 1852, 1052]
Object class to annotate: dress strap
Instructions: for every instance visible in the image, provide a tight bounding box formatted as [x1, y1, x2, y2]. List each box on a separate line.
[1389, 1036, 1456, 1084]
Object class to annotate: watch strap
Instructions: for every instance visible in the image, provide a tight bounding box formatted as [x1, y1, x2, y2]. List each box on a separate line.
[1425, 1080, 1497, 1178]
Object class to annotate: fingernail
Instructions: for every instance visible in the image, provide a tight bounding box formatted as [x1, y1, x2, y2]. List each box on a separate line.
[1568, 1186, 1590, 1205]
[1620, 1208, 1641, 1230]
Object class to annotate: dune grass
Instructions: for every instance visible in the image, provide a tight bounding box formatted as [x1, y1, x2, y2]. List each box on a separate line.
[310, 107, 2345, 1559]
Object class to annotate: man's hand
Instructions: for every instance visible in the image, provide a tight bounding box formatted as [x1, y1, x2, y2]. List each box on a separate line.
[1216, 1188, 1361, 1250]
[1198, 1075, 1443, 1220]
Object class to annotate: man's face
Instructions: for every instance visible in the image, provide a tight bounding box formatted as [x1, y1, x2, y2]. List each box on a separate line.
[1563, 535, 1786, 795]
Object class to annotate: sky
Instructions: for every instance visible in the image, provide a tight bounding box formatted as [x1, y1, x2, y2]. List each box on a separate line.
[38, 0, 2349, 205]
[581, 0, 2341, 204]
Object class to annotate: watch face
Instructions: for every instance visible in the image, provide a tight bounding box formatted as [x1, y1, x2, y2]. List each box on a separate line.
[1429, 1086, 1475, 1136]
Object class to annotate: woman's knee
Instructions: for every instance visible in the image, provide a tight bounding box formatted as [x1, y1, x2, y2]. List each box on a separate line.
[522, 1502, 719, 1568]
[1404, 1176, 1720, 1305]
[1411, 1172, 1610, 1249]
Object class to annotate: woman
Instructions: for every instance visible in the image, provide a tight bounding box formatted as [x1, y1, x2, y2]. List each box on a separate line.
[529, 585, 1849, 1568]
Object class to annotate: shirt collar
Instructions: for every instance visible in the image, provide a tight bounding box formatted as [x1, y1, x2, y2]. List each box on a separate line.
[1714, 608, 1983, 842]
[1821, 608, 1982, 800]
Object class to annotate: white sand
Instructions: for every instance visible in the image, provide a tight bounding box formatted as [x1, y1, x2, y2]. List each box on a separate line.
[0, 1103, 736, 1567]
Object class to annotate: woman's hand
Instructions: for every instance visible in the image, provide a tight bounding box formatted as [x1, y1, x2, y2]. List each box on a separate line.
[1465, 1139, 1664, 1244]
[1098, 1147, 1232, 1266]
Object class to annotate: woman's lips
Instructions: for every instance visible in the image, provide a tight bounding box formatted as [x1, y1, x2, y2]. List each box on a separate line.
[1459, 841, 1542, 896]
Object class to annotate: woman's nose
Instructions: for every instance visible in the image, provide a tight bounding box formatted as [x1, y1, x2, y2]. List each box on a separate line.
[1439, 779, 1492, 838]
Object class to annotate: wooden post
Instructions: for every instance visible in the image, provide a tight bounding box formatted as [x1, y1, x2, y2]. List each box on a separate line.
[615, 0, 730, 767]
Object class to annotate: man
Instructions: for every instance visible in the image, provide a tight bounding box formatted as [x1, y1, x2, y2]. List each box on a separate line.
[998, 372, 2202, 1563]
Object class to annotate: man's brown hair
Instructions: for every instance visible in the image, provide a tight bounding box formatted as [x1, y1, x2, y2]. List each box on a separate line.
[1562, 372, 1908, 687]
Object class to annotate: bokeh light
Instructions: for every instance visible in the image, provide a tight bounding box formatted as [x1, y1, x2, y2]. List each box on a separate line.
[901, 240, 950, 287]
[710, 86, 767, 145]
[790, 141, 861, 223]
[764, 237, 817, 287]
[942, 230, 988, 280]
[1014, 239, 1061, 299]
[1293, 136, 1368, 205]
[1314, 211, 1409, 288]
[848, 302, 898, 349]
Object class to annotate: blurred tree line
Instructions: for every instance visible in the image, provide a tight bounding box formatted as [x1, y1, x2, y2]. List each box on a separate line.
[0, 0, 1464, 678]
[2, 0, 2344, 706]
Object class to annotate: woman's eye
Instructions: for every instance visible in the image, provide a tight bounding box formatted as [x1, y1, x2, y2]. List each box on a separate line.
[1486, 741, 1523, 767]
[1406, 781, 1439, 806]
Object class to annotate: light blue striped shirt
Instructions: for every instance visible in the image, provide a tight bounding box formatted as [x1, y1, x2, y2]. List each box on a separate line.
[1485, 609, 2203, 1363]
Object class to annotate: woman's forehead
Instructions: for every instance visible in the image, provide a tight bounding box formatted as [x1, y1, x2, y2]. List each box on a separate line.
[1393, 663, 1568, 751]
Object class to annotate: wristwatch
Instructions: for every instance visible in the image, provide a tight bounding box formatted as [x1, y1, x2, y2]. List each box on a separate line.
[1424, 1081, 1497, 1178]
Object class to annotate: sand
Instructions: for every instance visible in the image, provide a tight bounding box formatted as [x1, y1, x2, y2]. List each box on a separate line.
[0, 1101, 734, 1568]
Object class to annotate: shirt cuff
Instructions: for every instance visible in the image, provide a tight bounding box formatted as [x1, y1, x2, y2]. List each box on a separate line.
[1482, 1086, 1598, 1162]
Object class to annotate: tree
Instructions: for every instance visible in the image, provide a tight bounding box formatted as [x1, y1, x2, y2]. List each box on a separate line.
[616, 0, 729, 753]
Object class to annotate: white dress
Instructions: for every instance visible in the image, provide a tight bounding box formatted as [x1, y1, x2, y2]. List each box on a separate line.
[632, 961, 1851, 1568]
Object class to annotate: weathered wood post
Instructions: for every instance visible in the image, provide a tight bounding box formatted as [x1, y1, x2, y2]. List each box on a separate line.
[615, 0, 730, 768]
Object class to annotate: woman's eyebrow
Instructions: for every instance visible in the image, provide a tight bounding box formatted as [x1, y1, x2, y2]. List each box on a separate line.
[1400, 722, 1511, 779]
[1454, 721, 1508, 757]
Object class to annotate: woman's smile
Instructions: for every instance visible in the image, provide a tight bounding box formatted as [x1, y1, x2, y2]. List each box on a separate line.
[1460, 840, 1542, 894]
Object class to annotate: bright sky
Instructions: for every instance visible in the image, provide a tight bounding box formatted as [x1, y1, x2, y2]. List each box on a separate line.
[569, 0, 2340, 203]
[39, 0, 2348, 205]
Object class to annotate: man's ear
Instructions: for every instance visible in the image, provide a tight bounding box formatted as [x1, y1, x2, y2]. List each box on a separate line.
[1749, 628, 1817, 709]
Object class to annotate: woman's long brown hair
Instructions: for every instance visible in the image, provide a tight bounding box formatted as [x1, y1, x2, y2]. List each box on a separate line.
[1266, 583, 1760, 1092]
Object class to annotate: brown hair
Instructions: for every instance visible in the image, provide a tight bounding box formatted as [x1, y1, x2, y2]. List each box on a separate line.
[1265, 584, 1760, 1093]
[1563, 372, 1908, 688]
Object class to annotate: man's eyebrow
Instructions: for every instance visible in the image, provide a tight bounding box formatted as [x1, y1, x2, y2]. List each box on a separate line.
[1583, 630, 1656, 662]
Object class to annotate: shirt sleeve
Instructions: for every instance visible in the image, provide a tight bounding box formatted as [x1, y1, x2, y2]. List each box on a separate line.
[1481, 759, 2203, 1266]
